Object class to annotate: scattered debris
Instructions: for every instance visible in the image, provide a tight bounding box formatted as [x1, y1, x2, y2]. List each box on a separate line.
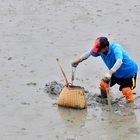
[21, 102, 30, 105]
[8, 57, 12, 60]
[26, 82, 37, 86]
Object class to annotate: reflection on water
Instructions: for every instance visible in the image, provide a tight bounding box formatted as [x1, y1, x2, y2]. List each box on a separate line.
[56, 97, 140, 139]
[98, 102, 140, 140]
[57, 106, 87, 128]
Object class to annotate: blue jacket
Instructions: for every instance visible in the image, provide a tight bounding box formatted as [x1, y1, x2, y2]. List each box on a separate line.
[90, 42, 138, 78]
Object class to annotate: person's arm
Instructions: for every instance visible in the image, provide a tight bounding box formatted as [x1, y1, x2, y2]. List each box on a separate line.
[71, 51, 91, 67]
[110, 58, 123, 73]
[104, 58, 123, 81]
[79, 51, 91, 61]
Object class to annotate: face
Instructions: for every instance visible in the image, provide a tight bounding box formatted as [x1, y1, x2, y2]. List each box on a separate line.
[98, 46, 108, 53]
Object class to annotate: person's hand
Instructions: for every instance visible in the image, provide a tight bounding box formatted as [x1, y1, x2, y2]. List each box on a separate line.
[71, 61, 79, 67]
[103, 72, 112, 82]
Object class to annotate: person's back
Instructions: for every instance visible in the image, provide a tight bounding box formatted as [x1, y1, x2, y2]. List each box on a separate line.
[72, 37, 138, 103]
[92, 42, 138, 78]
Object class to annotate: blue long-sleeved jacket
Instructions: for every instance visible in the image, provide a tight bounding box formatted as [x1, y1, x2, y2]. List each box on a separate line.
[90, 42, 138, 78]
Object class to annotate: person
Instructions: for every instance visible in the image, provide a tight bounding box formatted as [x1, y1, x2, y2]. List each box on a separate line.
[72, 37, 138, 103]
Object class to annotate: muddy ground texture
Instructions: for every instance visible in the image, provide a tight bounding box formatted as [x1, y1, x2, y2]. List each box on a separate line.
[1, 0, 140, 139]
[44, 80, 140, 110]
[44, 80, 140, 139]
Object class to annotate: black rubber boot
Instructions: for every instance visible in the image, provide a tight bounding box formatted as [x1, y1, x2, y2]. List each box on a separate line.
[96, 89, 108, 104]
[100, 89, 107, 98]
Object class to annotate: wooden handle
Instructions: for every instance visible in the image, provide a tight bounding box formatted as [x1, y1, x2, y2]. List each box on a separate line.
[106, 82, 112, 111]
[56, 58, 69, 86]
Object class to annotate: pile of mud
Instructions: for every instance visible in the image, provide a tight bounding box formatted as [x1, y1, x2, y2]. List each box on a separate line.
[44, 81, 140, 111]
[44, 81, 121, 105]
[44, 81, 98, 104]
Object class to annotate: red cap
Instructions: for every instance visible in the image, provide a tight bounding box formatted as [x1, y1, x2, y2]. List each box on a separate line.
[91, 37, 109, 53]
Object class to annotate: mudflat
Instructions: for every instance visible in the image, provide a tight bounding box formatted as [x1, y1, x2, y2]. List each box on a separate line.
[0, 0, 140, 140]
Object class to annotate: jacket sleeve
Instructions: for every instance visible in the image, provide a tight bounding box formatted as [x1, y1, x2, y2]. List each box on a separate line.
[111, 58, 123, 72]
[79, 51, 91, 60]
[90, 50, 100, 57]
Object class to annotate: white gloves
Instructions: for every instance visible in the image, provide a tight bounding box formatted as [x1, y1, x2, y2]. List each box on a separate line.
[103, 72, 112, 82]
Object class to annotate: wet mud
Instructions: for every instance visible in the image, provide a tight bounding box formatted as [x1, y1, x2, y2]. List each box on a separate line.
[1, 0, 140, 139]
[44, 80, 140, 140]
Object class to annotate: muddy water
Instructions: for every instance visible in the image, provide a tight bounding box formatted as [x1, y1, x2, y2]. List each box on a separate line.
[0, 0, 140, 140]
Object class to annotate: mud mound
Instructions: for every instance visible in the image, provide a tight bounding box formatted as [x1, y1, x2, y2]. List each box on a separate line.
[44, 81, 120, 106]
[44, 81, 64, 95]
[44, 81, 140, 111]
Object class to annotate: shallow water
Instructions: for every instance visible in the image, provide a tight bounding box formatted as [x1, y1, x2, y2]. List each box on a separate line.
[0, 0, 140, 139]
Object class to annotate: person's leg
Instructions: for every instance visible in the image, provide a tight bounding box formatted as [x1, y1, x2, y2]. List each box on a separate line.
[119, 74, 137, 102]
[99, 79, 108, 98]
[99, 75, 117, 98]
[121, 87, 134, 102]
